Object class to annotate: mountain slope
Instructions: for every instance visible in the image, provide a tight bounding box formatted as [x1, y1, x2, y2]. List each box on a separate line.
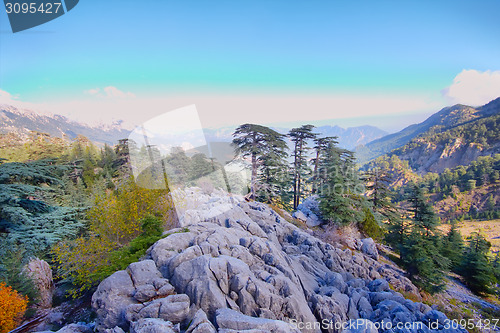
[356, 97, 500, 163]
[391, 109, 500, 174]
[0, 104, 130, 145]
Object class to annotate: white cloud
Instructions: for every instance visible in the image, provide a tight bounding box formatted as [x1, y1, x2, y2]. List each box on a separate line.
[103, 86, 136, 98]
[0, 89, 14, 102]
[443, 69, 500, 106]
[83, 86, 136, 99]
[84, 88, 100, 95]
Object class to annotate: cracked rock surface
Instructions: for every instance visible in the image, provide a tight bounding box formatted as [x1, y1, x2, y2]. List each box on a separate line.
[90, 188, 466, 333]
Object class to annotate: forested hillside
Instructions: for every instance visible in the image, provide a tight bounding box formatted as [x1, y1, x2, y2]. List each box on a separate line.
[357, 97, 500, 164]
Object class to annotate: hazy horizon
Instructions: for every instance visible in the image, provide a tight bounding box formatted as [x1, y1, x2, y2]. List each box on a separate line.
[1, 1, 500, 133]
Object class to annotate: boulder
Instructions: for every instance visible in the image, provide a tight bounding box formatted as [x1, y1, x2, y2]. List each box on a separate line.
[24, 258, 54, 308]
[215, 308, 299, 333]
[92, 270, 137, 331]
[292, 210, 307, 222]
[361, 238, 378, 260]
[367, 279, 389, 292]
[52, 324, 93, 333]
[130, 318, 176, 333]
[294, 196, 323, 227]
[186, 309, 216, 333]
[127, 260, 162, 286]
[104, 328, 126, 333]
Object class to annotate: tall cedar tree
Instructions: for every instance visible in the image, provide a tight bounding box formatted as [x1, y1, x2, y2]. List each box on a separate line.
[0, 159, 83, 257]
[289, 125, 317, 209]
[400, 185, 449, 293]
[257, 132, 289, 205]
[312, 136, 338, 194]
[363, 168, 401, 243]
[363, 168, 395, 216]
[232, 124, 287, 200]
[441, 221, 464, 271]
[318, 144, 365, 225]
[458, 232, 496, 295]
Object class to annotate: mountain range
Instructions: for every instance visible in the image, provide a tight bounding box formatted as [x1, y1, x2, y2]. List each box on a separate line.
[205, 124, 387, 150]
[0, 104, 388, 149]
[0, 104, 129, 145]
[357, 97, 500, 169]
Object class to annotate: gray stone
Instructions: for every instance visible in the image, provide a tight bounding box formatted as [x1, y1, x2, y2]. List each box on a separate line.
[127, 260, 162, 286]
[92, 270, 137, 331]
[130, 318, 176, 333]
[215, 308, 300, 333]
[292, 210, 307, 222]
[157, 294, 190, 323]
[134, 284, 157, 302]
[361, 238, 378, 260]
[24, 258, 54, 309]
[357, 296, 373, 318]
[186, 309, 216, 333]
[104, 328, 126, 333]
[89, 188, 459, 333]
[367, 279, 389, 292]
[55, 324, 93, 333]
[306, 215, 321, 227]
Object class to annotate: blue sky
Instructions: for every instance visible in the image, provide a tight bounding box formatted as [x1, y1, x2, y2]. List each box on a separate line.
[1, 1, 500, 130]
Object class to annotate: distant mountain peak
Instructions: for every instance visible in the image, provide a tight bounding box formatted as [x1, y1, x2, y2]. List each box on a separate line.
[0, 104, 130, 145]
[357, 96, 500, 164]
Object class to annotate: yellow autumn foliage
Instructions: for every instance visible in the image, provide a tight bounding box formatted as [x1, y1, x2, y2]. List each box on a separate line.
[52, 179, 175, 295]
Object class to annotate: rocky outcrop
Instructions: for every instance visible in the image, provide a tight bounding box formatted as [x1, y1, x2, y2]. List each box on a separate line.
[293, 196, 322, 227]
[24, 258, 54, 309]
[90, 188, 466, 333]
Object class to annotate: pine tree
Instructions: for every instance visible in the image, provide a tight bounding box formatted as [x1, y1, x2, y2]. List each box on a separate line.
[458, 232, 496, 295]
[385, 214, 406, 252]
[0, 159, 83, 257]
[232, 124, 287, 200]
[289, 125, 317, 209]
[441, 221, 464, 271]
[400, 230, 448, 293]
[363, 168, 395, 215]
[318, 144, 365, 225]
[257, 132, 289, 205]
[399, 184, 449, 293]
[407, 184, 439, 237]
[312, 136, 338, 194]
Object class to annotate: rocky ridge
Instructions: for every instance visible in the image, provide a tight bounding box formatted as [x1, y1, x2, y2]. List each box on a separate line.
[49, 188, 467, 333]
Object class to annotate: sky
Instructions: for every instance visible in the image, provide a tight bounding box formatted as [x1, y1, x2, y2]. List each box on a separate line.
[1, 0, 500, 132]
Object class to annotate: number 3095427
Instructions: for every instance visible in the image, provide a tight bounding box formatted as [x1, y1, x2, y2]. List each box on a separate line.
[5, 2, 62, 14]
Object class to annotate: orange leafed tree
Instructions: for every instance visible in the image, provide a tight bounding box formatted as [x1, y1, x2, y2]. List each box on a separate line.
[0, 282, 28, 333]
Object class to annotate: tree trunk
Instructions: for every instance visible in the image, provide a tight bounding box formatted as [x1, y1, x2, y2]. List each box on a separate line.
[312, 149, 320, 194]
[293, 141, 299, 210]
[251, 151, 257, 199]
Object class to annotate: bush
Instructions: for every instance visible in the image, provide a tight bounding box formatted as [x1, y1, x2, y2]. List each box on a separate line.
[89, 215, 164, 282]
[0, 282, 28, 333]
[358, 208, 384, 241]
[52, 180, 175, 296]
[0, 242, 39, 304]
